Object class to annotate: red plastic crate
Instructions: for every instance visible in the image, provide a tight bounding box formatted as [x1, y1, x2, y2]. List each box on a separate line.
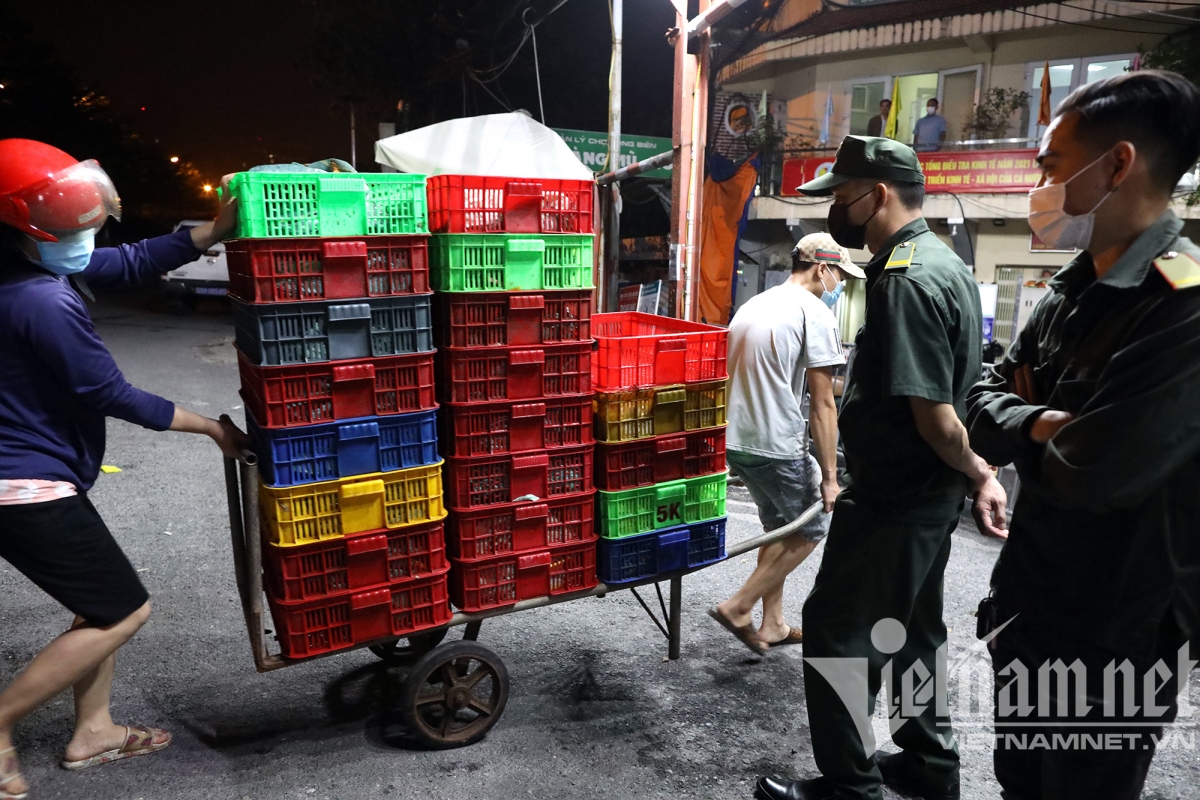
[446, 491, 596, 560]
[434, 290, 593, 348]
[449, 542, 597, 612]
[595, 428, 727, 491]
[263, 521, 448, 603]
[239, 349, 436, 429]
[592, 312, 728, 391]
[427, 175, 594, 234]
[436, 342, 592, 405]
[267, 568, 451, 659]
[226, 236, 430, 303]
[445, 445, 593, 509]
[440, 397, 593, 457]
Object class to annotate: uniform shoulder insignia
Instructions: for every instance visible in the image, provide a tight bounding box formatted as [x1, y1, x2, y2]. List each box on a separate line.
[885, 241, 915, 270]
[1153, 250, 1200, 290]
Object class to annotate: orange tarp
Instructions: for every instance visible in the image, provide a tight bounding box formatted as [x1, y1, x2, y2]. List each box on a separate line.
[698, 158, 758, 325]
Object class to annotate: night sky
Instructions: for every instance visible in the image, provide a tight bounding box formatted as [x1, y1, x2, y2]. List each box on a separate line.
[12, 0, 676, 182]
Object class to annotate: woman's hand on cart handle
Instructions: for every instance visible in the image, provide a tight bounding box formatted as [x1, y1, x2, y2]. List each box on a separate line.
[170, 407, 256, 464]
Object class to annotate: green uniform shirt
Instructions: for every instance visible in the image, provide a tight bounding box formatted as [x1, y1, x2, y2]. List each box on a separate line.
[839, 218, 983, 521]
[967, 211, 1200, 659]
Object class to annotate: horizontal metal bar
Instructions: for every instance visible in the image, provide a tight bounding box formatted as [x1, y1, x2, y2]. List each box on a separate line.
[596, 149, 677, 185]
[250, 501, 826, 670]
[772, 138, 1039, 159]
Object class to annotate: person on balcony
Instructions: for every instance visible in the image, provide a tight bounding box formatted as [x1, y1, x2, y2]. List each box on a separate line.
[866, 99, 891, 138]
[913, 98, 948, 152]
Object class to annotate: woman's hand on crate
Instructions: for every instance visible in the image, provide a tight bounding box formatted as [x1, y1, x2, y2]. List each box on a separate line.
[189, 173, 239, 251]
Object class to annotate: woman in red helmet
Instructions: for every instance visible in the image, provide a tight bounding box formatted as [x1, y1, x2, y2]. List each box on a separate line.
[0, 139, 251, 798]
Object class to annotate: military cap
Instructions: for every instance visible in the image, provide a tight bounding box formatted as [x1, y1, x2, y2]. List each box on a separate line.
[797, 135, 925, 196]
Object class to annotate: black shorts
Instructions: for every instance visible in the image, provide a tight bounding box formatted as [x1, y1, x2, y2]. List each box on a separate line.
[0, 494, 149, 626]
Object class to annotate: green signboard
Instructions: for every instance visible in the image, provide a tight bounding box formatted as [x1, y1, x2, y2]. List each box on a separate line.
[554, 129, 674, 179]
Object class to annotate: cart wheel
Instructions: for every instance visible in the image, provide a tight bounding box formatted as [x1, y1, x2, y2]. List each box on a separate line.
[399, 641, 509, 749]
[369, 628, 449, 666]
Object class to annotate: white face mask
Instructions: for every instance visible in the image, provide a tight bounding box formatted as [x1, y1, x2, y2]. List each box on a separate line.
[926, 106, 936, 116]
[1027, 150, 1115, 252]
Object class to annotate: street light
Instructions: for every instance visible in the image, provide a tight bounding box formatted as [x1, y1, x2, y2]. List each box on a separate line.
[202, 184, 213, 193]
[169, 156, 180, 163]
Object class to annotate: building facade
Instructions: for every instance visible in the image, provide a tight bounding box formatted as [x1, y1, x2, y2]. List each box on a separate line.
[718, 0, 1200, 345]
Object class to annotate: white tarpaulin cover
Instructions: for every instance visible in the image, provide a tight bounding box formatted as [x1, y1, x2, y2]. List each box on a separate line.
[374, 112, 594, 180]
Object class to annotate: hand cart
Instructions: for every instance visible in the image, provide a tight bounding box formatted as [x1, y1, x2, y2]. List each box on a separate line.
[223, 456, 821, 749]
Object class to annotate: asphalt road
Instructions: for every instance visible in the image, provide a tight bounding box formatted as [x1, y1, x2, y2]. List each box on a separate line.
[1, 293, 1198, 800]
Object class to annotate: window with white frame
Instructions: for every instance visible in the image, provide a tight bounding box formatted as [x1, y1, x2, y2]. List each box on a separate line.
[1025, 54, 1136, 139]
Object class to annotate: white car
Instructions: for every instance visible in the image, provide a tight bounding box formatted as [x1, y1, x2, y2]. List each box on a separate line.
[161, 220, 228, 297]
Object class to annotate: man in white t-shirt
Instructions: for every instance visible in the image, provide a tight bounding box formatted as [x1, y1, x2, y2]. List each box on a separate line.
[708, 233, 864, 654]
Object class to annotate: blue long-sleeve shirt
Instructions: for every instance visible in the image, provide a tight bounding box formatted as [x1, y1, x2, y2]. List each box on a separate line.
[0, 230, 202, 490]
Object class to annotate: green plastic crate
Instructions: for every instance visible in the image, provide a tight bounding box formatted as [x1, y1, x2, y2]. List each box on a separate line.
[429, 234, 595, 292]
[229, 172, 428, 238]
[597, 472, 728, 539]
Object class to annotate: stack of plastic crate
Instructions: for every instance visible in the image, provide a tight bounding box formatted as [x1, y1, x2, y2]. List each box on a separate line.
[427, 175, 600, 612]
[225, 171, 451, 659]
[591, 312, 731, 585]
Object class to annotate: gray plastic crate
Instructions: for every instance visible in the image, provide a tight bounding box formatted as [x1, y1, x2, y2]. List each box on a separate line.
[233, 294, 434, 366]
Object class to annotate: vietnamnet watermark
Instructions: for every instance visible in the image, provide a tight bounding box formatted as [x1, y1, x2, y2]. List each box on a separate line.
[806, 617, 1199, 754]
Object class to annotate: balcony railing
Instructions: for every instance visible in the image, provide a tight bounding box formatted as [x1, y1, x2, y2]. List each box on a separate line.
[755, 137, 1041, 197]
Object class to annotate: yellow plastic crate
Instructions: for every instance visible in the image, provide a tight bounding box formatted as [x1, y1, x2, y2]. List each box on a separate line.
[682, 379, 728, 432]
[594, 380, 728, 442]
[260, 461, 446, 546]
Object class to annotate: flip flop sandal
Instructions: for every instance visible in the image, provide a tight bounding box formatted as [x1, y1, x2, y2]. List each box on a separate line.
[60, 726, 172, 771]
[707, 607, 767, 656]
[764, 626, 804, 647]
[0, 748, 28, 800]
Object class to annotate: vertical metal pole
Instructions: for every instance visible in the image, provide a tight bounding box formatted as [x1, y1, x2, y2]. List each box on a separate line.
[668, 576, 683, 660]
[608, 0, 623, 181]
[685, 15, 711, 322]
[669, 0, 710, 320]
[603, 0, 623, 317]
[224, 457, 248, 604]
[350, 102, 357, 170]
[239, 460, 269, 669]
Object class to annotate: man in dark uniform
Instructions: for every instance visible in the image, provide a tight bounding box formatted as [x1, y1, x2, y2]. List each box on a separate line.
[967, 70, 1200, 800]
[754, 136, 1008, 800]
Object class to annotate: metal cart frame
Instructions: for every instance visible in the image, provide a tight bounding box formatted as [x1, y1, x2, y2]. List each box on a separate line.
[223, 456, 820, 746]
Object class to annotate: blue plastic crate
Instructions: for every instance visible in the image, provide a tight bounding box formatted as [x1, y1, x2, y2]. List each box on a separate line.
[248, 409, 439, 487]
[596, 518, 726, 585]
[232, 294, 433, 366]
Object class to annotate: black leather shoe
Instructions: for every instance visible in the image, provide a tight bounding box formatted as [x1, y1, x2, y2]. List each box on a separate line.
[754, 775, 839, 800]
[872, 750, 961, 800]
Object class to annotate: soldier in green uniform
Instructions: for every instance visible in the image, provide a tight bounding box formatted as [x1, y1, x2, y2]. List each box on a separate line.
[967, 71, 1200, 800]
[754, 137, 1008, 800]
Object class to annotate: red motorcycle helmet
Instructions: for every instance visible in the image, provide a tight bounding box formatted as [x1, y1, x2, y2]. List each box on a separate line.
[0, 139, 121, 242]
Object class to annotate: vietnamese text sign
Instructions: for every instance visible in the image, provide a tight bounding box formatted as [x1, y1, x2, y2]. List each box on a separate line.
[555, 129, 674, 178]
[781, 149, 1041, 195]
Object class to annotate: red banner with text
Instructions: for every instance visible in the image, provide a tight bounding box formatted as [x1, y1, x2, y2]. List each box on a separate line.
[781, 149, 1041, 195]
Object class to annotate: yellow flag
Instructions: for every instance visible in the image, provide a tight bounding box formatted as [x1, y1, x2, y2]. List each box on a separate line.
[883, 78, 901, 139]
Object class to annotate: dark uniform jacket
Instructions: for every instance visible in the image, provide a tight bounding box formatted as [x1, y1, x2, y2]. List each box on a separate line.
[840, 218, 983, 522]
[967, 211, 1200, 660]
